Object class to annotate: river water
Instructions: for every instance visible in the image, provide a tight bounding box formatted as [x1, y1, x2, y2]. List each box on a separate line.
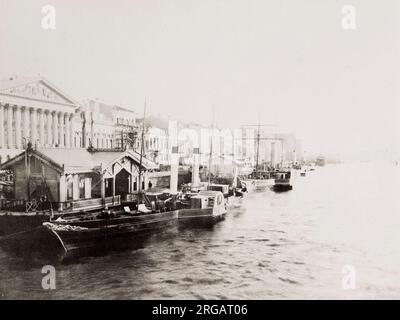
[0, 162, 399, 299]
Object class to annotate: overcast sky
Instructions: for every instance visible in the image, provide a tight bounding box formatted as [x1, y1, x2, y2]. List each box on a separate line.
[0, 0, 398, 159]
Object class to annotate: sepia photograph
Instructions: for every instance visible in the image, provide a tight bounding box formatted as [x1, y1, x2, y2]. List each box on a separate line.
[0, 0, 399, 306]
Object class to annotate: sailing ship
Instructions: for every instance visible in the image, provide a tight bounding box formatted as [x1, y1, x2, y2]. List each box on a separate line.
[239, 123, 281, 191]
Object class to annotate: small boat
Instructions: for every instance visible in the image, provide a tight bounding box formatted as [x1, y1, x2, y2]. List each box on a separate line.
[300, 170, 306, 177]
[240, 170, 275, 192]
[178, 190, 226, 225]
[316, 156, 326, 167]
[206, 183, 245, 209]
[0, 190, 226, 259]
[292, 163, 302, 170]
[272, 170, 293, 192]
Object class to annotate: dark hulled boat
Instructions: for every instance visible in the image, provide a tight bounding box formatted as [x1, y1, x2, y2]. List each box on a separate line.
[271, 170, 293, 192]
[316, 156, 326, 167]
[0, 190, 226, 259]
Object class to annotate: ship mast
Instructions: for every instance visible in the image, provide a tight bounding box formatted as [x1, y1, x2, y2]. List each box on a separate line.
[238, 122, 279, 172]
[208, 104, 215, 185]
[255, 119, 260, 175]
[138, 97, 146, 193]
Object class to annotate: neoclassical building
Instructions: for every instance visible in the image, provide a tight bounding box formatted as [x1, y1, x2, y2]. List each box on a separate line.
[0, 77, 142, 164]
[0, 77, 80, 162]
[0, 76, 301, 170]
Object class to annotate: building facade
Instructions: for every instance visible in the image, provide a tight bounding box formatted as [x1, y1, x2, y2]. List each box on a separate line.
[0, 78, 142, 164]
[0, 77, 80, 163]
[0, 76, 301, 170]
[1, 146, 157, 212]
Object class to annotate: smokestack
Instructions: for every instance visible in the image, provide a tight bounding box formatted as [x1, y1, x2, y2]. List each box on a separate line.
[168, 120, 179, 194]
[191, 147, 200, 187]
[170, 146, 179, 194]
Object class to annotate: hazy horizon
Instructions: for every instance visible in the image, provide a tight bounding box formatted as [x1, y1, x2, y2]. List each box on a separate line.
[0, 0, 399, 160]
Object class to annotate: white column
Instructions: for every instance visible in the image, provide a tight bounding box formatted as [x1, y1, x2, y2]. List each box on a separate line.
[46, 110, 52, 146]
[22, 107, 30, 144]
[7, 105, 13, 148]
[192, 147, 200, 187]
[31, 108, 38, 147]
[84, 177, 91, 199]
[0, 103, 4, 148]
[59, 112, 65, 147]
[170, 146, 179, 194]
[53, 112, 58, 146]
[72, 174, 80, 200]
[101, 175, 105, 198]
[53, 112, 60, 146]
[70, 114, 74, 148]
[65, 113, 71, 148]
[15, 106, 22, 149]
[59, 174, 66, 202]
[39, 109, 45, 147]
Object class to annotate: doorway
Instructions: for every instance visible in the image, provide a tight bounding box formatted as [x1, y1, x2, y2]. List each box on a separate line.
[115, 168, 131, 196]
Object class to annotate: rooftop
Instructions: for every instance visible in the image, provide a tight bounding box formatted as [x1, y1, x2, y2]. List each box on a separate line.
[1, 147, 158, 174]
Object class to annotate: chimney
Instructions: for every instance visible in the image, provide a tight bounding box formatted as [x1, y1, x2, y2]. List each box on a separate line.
[168, 120, 179, 194]
[191, 147, 200, 187]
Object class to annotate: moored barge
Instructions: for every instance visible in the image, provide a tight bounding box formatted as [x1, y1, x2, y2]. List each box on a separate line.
[0, 190, 226, 259]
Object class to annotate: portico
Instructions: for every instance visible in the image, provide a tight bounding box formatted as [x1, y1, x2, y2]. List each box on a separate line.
[0, 77, 78, 162]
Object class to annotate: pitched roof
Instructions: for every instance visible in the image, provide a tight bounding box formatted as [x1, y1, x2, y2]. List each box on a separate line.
[37, 148, 95, 172]
[1, 148, 158, 174]
[114, 105, 136, 113]
[0, 76, 79, 106]
[0, 76, 42, 90]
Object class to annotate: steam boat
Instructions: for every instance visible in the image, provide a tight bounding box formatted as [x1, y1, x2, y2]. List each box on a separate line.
[316, 156, 326, 167]
[271, 170, 293, 192]
[240, 170, 275, 192]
